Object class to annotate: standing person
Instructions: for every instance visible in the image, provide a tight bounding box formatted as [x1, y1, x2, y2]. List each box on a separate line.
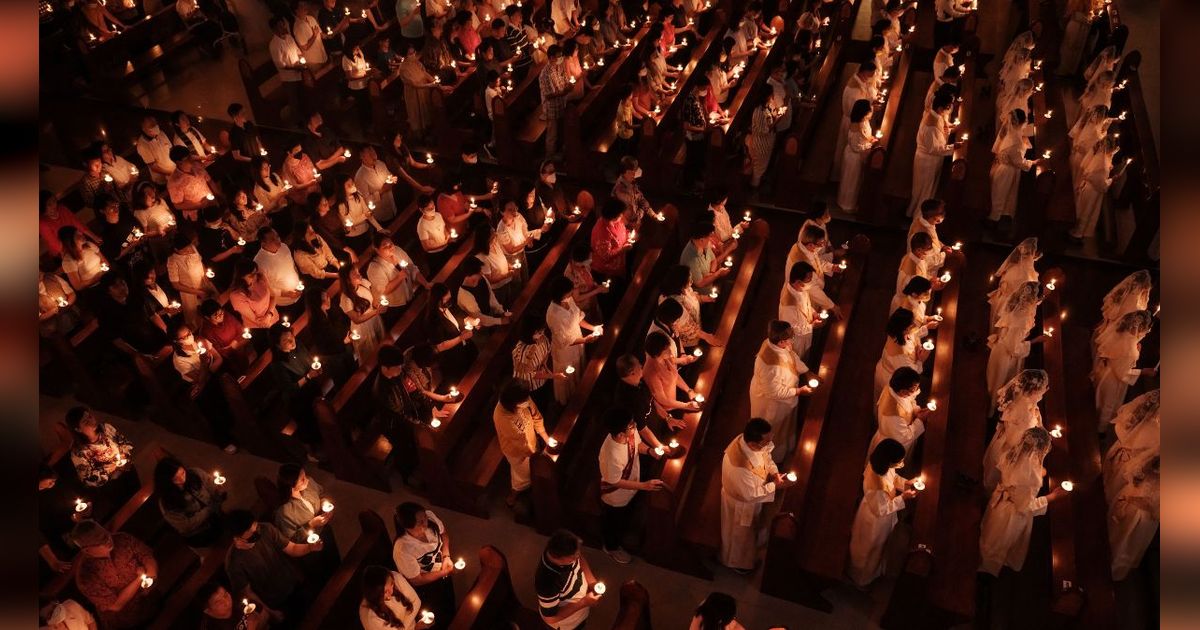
[836, 99, 876, 212]
[908, 92, 958, 217]
[987, 282, 1046, 413]
[512, 317, 562, 418]
[169, 323, 238, 454]
[224, 510, 321, 623]
[933, 0, 972, 48]
[778, 262, 824, 360]
[1102, 389, 1159, 503]
[1093, 271, 1153, 355]
[540, 45, 571, 157]
[358, 565, 423, 630]
[749, 321, 815, 465]
[681, 79, 710, 192]
[1108, 455, 1159, 581]
[983, 370, 1048, 491]
[563, 244, 606, 322]
[1092, 310, 1157, 426]
[391, 502, 453, 626]
[134, 116, 178, 185]
[989, 110, 1039, 224]
[747, 90, 785, 187]
[908, 199, 951, 273]
[424, 284, 477, 383]
[534, 530, 601, 630]
[340, 264, 388, 361]
[847, 438, 916, 587]
[680, 222, 729, 290]
[598, 407, 666, 563]
[870, 367, 927, 455]
[374, 345, 443, 485]
[229, 260, 281, 331]
[268, 16, 306, 119]
[590, 199, 632, 280]
[688, 592, 746, 630]
[355, 145, 399, 224]
[833, 63, 877, 180]
[253, 227, 304, 316]
[988, 238, 1040, 329]
[66, 406, 135, 491]
[891, 276, 939, 338]
[979, 427, 1065, 575]
[643, 332, 701, 431]
[785, 224, 839, 314]
[545, 277, 600, 404]
[493, 382, 551, 506]
[70, 520, 159, 629]
[660, 265, 720, 351]
[720, 418, 792, 574]
[1070, 135, 1126, 242]
[613, 353, 671, 450]
[397, 42, 443, 142]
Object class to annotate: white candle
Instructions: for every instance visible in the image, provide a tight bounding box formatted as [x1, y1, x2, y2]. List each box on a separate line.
[819, 310, 829, 320]
[591, 326, 603, 337]
[654, 446, 665, 457]
[693, 394, 705, 403]
[449, 228, 459, 239]
[926, 399, 937, 411]
[307, 530, 320, 544]
[838, 260, 848, 270]
[874, 129, 883, 139]
[1045, 279, 1056, 291]
[103, 173, 113, 183]
[140, 574, 154, 589]
[913, 478, 926, 491]
[213, 471, 226, 485]
[602, 279, 612, 288]
[512, 259, 522, 269]
[430, 418, 442, 429]
[923, 340, 935, 351]
[237, 237, 247, 246]
[243, 599, 256, 615]
[350, 329, 361, 340]
[56, 296, 69, 308]
[425, 153, 434, 164]
[940, 271, 952, 283]
[807, 378, 820, 388]
[99, 262, 110, 272]
[547, 437, 559, 448]
[693, 348, 703, 357]
[449, 386, 460, 398]
[242, 327, 252, 339]
[74, 497, 89, 513]
[709, 287, 719, 299]
[592, 582, 607, 596]
[421, 611, 436, 625]
[1050, 425, 1063, 439]
[311, 357, 322, 370]
[282, 316, 291, 328]
[399, 259, 409, 269]
[669, 438, 680, 449]
[564, 365, 576, 374]
[785, 471, 798, 482]
[379, 296, 389, 307]
[1060, 480, 1074, 492]
[454, 557, 466, 570]
[952, 241, 963, 251]
[723, 256, 733, 268]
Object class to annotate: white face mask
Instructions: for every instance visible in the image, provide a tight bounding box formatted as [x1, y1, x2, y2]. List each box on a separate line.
[904, 388, 921, 399]
[633, 168, 643, 179]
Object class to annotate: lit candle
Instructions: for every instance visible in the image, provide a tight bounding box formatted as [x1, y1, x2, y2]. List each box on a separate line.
[103, 173, 114, 183]
[709, 287, 719, 299]
[547, 437, 559, 448]
[785, 471, 798, 482]
[313, 168, 321, 178]
[421, 611, 436, 625]
[425, 153, 434, 164]
[953, 117, 961, 126]
[743, 210, 752, 221]
[449, 385, 460, 398]
[213, 470, 226, 485]
[693, 394, 705, 403]
[237, 237, 247, 246]
[723, 256, 733, 268]
[874, 129, 883, 139]
[449, 228, 459, 239]
[463, 320, 474, 332]
[926, 399, 937, 411]
[1044, 109, 1053, 119]
[819, 310, 829, 320]
[654, 446, 665, 457]
[512, 259, 522, 269]
[311, 356, 322, 371]
[1119, 110, 1127, 121]
[1050, 425, 1063, 439]
[565, 365, 576, 374]
[572, 205, 581, 216]
[593, 582, 607, 595]
[367, 201, 375, 212]
[731, 230, 741, 240]
[196, 342, 207, 355]
[299, 56, 307, 65]
[351, 329, 361, 341]
[430, 418, 442, 429]
[913, 477, 926, 491]
[569, 75, 577, 84]
[940, 271, 952, 283]
[307, 530, 320, 544]
[923, 339, 935, 351]
[254, 202, 264, 212]
[140, 574, 154, 589]
[1045, 279, 1056, 291]
[283, 179, 292, 189]
[807, 378, 820, 388]
[908, 25, 915, 33]
[952, 241, 963, 251]
[379, 296, 389, 307]
[242, 327, 252, 339]
[282, 315, 291, 328]
[74, 497, 89, 513]
[1044, 326, 1054, 337]
[1060, 480, 1074, 492]
[591, 326, 603, 337]
[838, 260, 848, 270]
[454, 557, 466, 570]
[602, 279, 612, 288]
[243, 599, 256, 615]
[693, 348, 704, 358]
[669, 438, 680, 450]
[56, 296, 69, 308]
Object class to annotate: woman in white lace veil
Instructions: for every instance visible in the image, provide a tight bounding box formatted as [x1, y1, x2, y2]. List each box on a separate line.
[1092, 310, 1156, 425]
[987, 282, 1046, 412]
[989, 237, 1040, 328]
[983, 369, 1049, 491]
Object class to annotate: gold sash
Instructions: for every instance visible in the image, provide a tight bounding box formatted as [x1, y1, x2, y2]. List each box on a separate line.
[758, 340, 801, 379]
[725, 438, 770, 482]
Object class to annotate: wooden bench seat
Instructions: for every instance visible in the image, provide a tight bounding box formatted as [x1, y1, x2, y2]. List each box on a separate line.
[612, 581, 652, 630]
[448, 546, 543, 629]
[298, 510, 392, 630]
[861, 43, 916, 224]
[1111, 51, 1159, 264]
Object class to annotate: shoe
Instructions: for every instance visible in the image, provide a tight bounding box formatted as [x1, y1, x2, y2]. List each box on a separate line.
[223, 444, 239, 455]
[604, 547, 632, 564]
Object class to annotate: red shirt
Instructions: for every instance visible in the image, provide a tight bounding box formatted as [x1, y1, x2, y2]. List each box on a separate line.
[436, 192, 468, 232]
[40, 206, 87, 257]
[590, 217, 628, 277]
[201, 308, 245, 354]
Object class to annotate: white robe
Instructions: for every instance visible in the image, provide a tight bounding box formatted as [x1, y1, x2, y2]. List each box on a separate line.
[784, 242, 836, 311]
[749, 342, 808, 464]
[1072, 150, 1114, 238]
[908, 115, 955, 216]
[874, 335, 920, 400]
[837, 120, 874, 211]
[719, 436, 778, 570]
[848, 465, 906, 586]
[988, 261, 1038, 329]
[989, 136, 1035, 221]
[546, 298, 585, 404]
[778, 283, 816, 360]
[1102, 394, 1159, 504]
[1092, 332, 1143, 426]
[870, 388, 924, 455]
[983, 400, 1043, 491]
[986, 307, 1034, 412]
[833, 74, 877, 180]
[907, 215, 946, 272]
[979, 454, 1048, 575]
[1108, 478, 1159, 581]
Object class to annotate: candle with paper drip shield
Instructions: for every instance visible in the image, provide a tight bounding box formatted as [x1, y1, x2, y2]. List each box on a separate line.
[243, 599, 256, 615]
[952, 241, 963, 251]
[213, 470, 227, 485]
[454, 557, 466, 570]
[692, 347, 704, 358]
[547, 437, 559, 449]
[564, 365, 576, 375]
[430, 418, 442, 429]
[420, 611, 436, 625]
[206, 267, 216, 279]
[281, 316, 291, 328]
[807, 377, 820, 389]
[140, 574, 154, 589]
[926, 399, 937, 411]
[306, 530, 321, 544]
[592, 582, 607, 596]
[912, 476, 926, 491]
[723, 256, 733, 268]
[74, 497, 89, 513]
[922, 339, 935, 351]
[785, 471, 798, 482]
[590, 325, 603, 338]
[709, 287, 719, 299]
[1045, 278, 1056, 291]
[819, 310, 829, 320]
[1060, 480, 1074, 492]
[1050, 425, 1063, 439]
[939, 271, 952, 283]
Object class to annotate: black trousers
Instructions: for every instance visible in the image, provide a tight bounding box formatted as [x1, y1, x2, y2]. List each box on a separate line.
[684, 137, 706, 184]
[601, 499, 635, 550]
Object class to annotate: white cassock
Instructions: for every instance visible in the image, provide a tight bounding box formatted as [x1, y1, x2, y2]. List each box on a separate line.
[546, 298, 585, 404]
[848, 464, 907, 586]
[749, 341, 808, 464]
[870, 387, 924, 455]
[778, 283, 816, 360]
[1102, 391, 1159, 504]
[837, 120, 874, 211]
[979, 453, 1048, 575]
[986, 307, 1034, 412]
[907, 215, 946, 272]
[1091, 330, 1143, 426]
[983, 399, 1043, 491]
[932, 48, 955, 86]
[1108, 475, 1159, 581]
[1072, 149, 1115, 239]
[908, 112, 955, 216]
[719, 435, 778, 570]
[785, 241, 836, 312]
[989, 125, 1035, 221]
[874, 335, 921, 401]
[891, 295, 933, 338]
[833, 73, 877, 180]
[892, 252, 930, 312]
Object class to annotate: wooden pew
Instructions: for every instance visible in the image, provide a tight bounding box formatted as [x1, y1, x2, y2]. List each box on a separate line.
[758, 234, 869, 608]
[770, 0, 855, 207]
[448, 546, 543, 630]
[75, 2, 201, 99]
[611, 581, 653, 630]
[1040, 270, 1119, 626]
[1011, 24, 1065, 243]
[298, 510, 393, 630]
[938, 36, 979, 213]
[639, 219, 770, 579]
[1110, 51, 1159, 264]
[529, 205, 681, 535]
[415, 192, 597, 517]
[491, 59, 549, 168]
[862, 44, 915, 224]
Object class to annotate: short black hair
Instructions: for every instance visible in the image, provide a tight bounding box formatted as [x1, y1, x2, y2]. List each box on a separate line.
[889, 366, 921, 393]
[394, 502, 426, 530]
[545, 529, 580, 557]
[498, 381, 530, 411]
[169, 145, 191, 163]
[869, 438, 906, 475]
[909, 232, 933, 252]
[743, 418, 772, 444]
[226, 509, 256, 537]
[789, 261, 816, 284]
[378, 344, 405, 368]
[603, 407, 635, 438]
[549, 276, 574, 302]
[902, 276, 932, 296]
[644, 331, 671, 358]
[655, 298, 684, 324]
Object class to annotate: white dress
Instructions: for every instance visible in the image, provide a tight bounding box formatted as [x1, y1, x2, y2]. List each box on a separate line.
[341, 280, 386, 360]
[749, 341, 808, 464]
[837, 120, 874, 211]
[719, 436, 778, 570]
[546, 298, 585, 404]
[1102, 392, 1159, 504]
[848, 465, 906, 586]
[990, 135, 1035, 221]
[1072, 150, 1114, 238]
[1108, 477, 1159, 581]
[986, 308, 1034, 411]
[833, 75, 876, 180]
[60, 242, 105, 290]
[988, 261, 1038, 328]
[778, 283, 815, 360]
[870, 388, 924, 455]
[908, 114, 954, 216]
[874, 336, 920, 400]
[983, 400, 1043, 491]
[1092, 333, 1142, 426]
[358, 571, 422, 630]
[979, 454, 1048, 575]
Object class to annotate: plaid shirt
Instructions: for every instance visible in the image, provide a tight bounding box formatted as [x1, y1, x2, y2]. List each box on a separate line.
[539, 61, 568, 119]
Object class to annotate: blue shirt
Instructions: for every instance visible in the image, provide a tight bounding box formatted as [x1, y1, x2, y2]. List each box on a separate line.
[395, 0, 425, 38]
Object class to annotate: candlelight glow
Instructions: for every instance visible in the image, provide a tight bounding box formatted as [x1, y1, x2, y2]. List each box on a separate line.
[923, 340, 935, 351]
[307, 530, 320, 544]
[1061, 480, 1074, 492]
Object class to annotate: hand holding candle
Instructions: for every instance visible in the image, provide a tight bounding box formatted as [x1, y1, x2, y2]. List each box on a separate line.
[307, 530, 321, 544]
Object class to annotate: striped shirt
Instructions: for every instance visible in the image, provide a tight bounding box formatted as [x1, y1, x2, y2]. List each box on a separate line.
[512, 337, 552, 391]
[391, 510, 446, 580]
[534, 553, 588, 629]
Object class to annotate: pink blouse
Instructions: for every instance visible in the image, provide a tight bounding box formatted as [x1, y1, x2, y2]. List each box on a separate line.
[229, 274, 279, 328]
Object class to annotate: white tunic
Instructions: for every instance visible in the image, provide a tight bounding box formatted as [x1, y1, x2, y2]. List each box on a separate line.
[833, 74, 877, 179]
[908, 115, 954, 216]
[989, 137, 1035, 221]
[355, 161, 398, 223]
[778, 283, 815, 360]
[1092, 332, 1143, 426]
[837, 120, 874, 211]
[546, 298, 585, 404]
[874, 335, 921, 400]
[983, 400, 1043, 491]
[1108, 477, 1159, 581]
[749, 342, 808, 464]
[907, 215, 946, 271]
[986, 307, 1034, 411]
[719, 436, 778, 570]
[979, 454, 1048, 575]
[870, 388, 924, 455]
[848, 465, 906, 586]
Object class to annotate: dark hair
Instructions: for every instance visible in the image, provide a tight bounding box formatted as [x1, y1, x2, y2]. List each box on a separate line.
[545, 529, 580, 558]
[339, 264, 371, 313]
[902, 276, 933, 297]
[202, 204, 225, 224]
[154, 456, 197, 512]
[655, 298, 684, 325]
[276, 463, 303, 496]
[690, 221, 716, 241]
[869, 438, 906, 475]
[850, 98, 872, 123]
[226, 509, 256, 537]
[65, 406, 89, 433]
[461, 256, 484, 277]
[517, 316, 547, 345]
[394, 502, 426, 531]
[885, 308, 916, 345]
[378, 344, 405, 368]
[931, 90, 954, 112]
[695, 592, 738, 630]
[859, 61, 877, 75]
[909, 232, 933, 253]
[362, 565, 413, 625]
[767, 320, 794, 344]
[570, 242, 592, 263]
[408, 344, 437, 369]
[549, 277, 575, 303]
[600, 198, 626, 220]
[919, 198, 945, 218]
[889, 366, 921, 394]
[743, 418, 772, 444]
[661, 265, 692, 295]
[499, 381, 531, 411]
[603, 407, 635, 438]
[169, 145, 191, 164]
[616, 353, 641, 378]
[800, 225, 825, 245]
[226, 102, 245, 118]
[644, 331, 671, 358]
[233, 259, 259, 294]
[789, 261, 816, 284]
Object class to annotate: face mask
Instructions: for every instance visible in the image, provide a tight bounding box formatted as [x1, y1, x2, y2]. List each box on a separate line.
[543, 173, 557, 184]
[905, 388, 921, 399]
[464, 155, 478, 164]
[146, 126, 159, 138]
[245, 530, 261, 544]
[181, 334, 195, 347]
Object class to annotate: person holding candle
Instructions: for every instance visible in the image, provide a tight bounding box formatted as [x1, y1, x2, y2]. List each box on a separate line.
[38, 264, 81, 338]
[78, 145, 123, 208]
[933, 0, 972, 48]
[598, 407, 666, 563]
[546, 277, 600, 404]
[836, 99, 876, 211]
[434, 177, 478, 241]
[870, 367, 927, 455]
[130, 182, 176, 240]
[778, 262, 825, 360]
[979, 427, 1066, 575]
[391, 502, 454, 624]
[1092, 310, 1157, 426]
[170, 322, 240, 452]
[337, 175, 387, 253]
[993, 78, 1033, 150]
[223, 103, 267, 166]
[197, 206, 245, 289]
[197, 299, 252, 373]
[646, 299, 698, 367]
[37, 598, 97, 630]
[253, 226, 304, 315]
[416, 194, 453, 268]
[643, 332, 701, 432]
[424, 283, 478, 382]
[266, 323, 334, 447]
[680, 222, 729, 290]
[923, 63, 960, 114]
[133, 263, 181, 334]
[983, 369, 1049, 491]
[563, 244, 607, 321]
[539, 45, 573, 158]
[57, 225, 108, 292]
[199, 582, 268, 630]
[832, 63, 877, 182]
[751, 321, 816, 464]
[290, 220, 341, 282]
[705, 192, 746, 259]
[1107, 453, 1159, 581]
[661, 265, 720, 351]
[1079, 70, 1116, 118]
[874, 308, 926, 399]
[66, 406, 135, 491]
[229, 259, 281, 330]
[613, 353, 671, 449]
[493, 381, 551, 506]
[987, 238, 1040, 328]
[1102, 389, 1159, 503]
[358, 565, 424, 630]
[167, 229, 219, 328]
[535, 530, 601, 629]
[907, 92, 959, 217]
[746, 89, 785, 187]
[369, 233, 426, 310]
[720, 418, 792, 573]
[134, 116, 177, 186]
[274, 463, 335, 547]
[456, 257, 508, 330]
[37, 464, 79, 580]
[987, 282, 1047, 413]
[784, 224, 839, 315]
[848, 438, 916, 586]
[590, 198, 632, 280]
[894, 233, 942, 309]
[71, 520, 159, 628]
[892, 277, 939, 339]
[340, 263, 387, 361]
[153, 456, 227, 547]
[908, 198, 952, 273]
[225, 509, 321, 623]
[989, 109, 1039, 226]
[355, 145, 400, 224]
[1069, 105, 1112, 181]
[473, 223, 519, 304]
[497, 201, 540, 283]
[94, 195, 141, 264]
[612, 157, 654, 228]
[227, 190, 270, 247]
[371, 346, 435, 484]
[40, 190, 100, 259]
[166, 147, 218, 220]
[98, 140, 140, 191]
[1070, 134, 1126, 242]
[512, 317, 562, 417]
